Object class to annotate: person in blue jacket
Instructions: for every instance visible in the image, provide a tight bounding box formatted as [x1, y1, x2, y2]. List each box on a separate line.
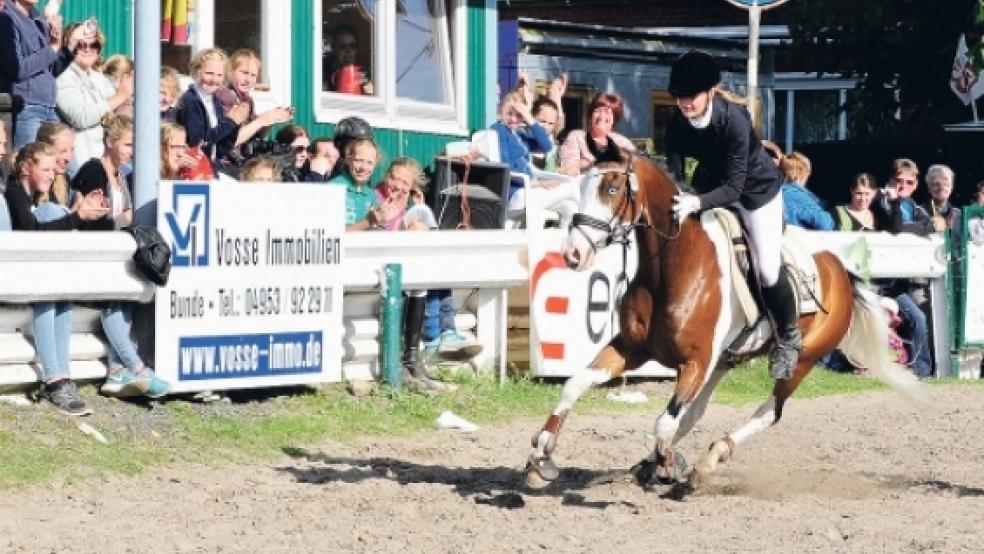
[489, 86, 553, 199]
[0, 0, 92, 148]
[779, 151, 835, 231]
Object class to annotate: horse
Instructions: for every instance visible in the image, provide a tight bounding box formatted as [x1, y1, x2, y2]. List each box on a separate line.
[523, 154, 922, 490]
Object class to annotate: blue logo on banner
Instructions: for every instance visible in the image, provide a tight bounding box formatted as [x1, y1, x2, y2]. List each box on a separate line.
[164, 183, 210, 267]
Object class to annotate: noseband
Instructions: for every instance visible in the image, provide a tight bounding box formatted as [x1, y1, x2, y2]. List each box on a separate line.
[570, 158, 682, 257]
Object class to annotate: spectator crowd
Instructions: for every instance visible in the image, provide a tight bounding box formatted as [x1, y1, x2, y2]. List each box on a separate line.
[2, 3, 981, 416]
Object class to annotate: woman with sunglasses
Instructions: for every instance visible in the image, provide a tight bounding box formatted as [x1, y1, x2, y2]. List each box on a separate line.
[55, 21, 133, 170]
[273, 124, 311, 182]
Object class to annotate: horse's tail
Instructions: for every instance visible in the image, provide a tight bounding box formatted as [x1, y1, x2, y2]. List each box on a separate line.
[838, 277, 928, 405]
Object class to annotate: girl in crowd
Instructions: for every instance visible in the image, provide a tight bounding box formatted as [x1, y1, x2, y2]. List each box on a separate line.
[176, 48, 248, 167]
[101, 54, 135, 117]
[35, 121, 75, 205]
[559, 92, 636, 175]
[55, 21, 132, 169]
[160, 65, 181, 122]
[71, 113, 170, 398]
[779, 151, 835, 230]
[834, 173, 886, 231]
[239, 155, 282, 182]
[160, 121, 197, 180]
[5, 143, 108, 415]
[490, 87, 553, 197]
[328, 136, 398, 231]
[665, 50, 800, 380]
[219, 49, 293, 162]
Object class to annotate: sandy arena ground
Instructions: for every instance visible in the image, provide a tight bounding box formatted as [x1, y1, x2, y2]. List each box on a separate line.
[1, 385, 983, 553]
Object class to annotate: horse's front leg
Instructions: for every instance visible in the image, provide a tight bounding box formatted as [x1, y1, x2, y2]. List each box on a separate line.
[635, 356, 717, 486]
[524, 338, 640, 489]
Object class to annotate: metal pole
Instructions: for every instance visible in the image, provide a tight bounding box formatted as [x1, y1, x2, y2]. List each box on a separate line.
[380, 264, 404, 388]
[132, 0, 162, 367]
[747, 3, 762, 129]
[133, 0, 162, 226]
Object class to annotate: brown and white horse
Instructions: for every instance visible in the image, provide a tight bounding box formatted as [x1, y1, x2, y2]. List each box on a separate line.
[524, 154, 922, 490]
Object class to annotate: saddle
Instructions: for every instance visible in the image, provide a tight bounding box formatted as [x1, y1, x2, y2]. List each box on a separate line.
[703, 209, 822, 327]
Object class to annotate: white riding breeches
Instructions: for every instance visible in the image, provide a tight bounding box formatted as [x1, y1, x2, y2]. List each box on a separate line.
[735, 191, 784, 287]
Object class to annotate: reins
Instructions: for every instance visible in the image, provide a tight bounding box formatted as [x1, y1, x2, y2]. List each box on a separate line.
[569, 155, 683, 258]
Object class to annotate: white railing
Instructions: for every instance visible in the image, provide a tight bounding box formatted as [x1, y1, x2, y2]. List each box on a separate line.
[0, 230, 528, 390]
[0, 227, 965, 390]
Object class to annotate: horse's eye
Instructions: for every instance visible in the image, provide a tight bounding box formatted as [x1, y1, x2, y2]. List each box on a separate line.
[606, 186, 618, 196]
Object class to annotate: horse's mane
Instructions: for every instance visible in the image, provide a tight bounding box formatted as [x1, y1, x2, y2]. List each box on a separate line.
[601, 150, 690, 194]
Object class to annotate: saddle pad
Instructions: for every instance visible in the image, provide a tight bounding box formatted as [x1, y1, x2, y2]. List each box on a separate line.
[704, 210, 823, 326]
[780, 227, 821, 315]
[706, 209, 760, 325]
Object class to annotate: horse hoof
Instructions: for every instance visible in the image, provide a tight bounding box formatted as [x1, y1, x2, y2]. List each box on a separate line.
[629, 459, 657, 485]
[654, 451, 689, 485]
[524, 456, 559, 489]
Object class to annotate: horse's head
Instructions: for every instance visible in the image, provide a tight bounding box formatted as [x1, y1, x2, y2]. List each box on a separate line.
[564, 159, 645, 271]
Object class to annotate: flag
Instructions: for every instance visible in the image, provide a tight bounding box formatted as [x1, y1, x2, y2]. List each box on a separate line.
[951, 3, 984, 106]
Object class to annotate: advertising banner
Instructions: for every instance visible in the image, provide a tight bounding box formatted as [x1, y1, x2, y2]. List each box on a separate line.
[156, 180, 345, 392]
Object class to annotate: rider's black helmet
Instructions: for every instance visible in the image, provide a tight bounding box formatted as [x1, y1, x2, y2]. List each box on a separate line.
[333, 116, 373, 154]
[668, 50, 720, 98]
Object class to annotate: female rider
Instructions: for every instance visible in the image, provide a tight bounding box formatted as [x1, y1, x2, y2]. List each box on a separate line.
[665, 50, 801, 380]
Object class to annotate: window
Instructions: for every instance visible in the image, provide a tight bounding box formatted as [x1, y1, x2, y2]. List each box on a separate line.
[650, 90, 676, 155]
[321, 0, 379, 97]
[188, 0, 293, 107]
[315, 0, 467, 135]
[214, 0, 262, 59]
[396, 0, 453, 104]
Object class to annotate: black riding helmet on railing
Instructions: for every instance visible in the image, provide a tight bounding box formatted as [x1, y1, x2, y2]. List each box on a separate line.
[667, 50, 721, 98]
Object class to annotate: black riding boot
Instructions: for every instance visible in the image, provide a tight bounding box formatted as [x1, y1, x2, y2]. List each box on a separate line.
[403, 295, 441, 393]
[762, 267, 803, 380]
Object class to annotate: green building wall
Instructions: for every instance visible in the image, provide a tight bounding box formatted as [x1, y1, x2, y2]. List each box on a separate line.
[40, 0, 132, 58]
[36, 0, 494, 171]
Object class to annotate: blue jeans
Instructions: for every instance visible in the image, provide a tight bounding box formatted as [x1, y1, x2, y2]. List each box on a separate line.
[896, 293, 932, 378]
[101, 301, 143, 370]
[31, 202, 73, 381]
[32, 302, 73, 381]
[423, 289, 456, 342]
[13, 104, 59, 149]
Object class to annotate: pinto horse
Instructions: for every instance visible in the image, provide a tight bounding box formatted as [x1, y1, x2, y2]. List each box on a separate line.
[523, 154, 921, 490]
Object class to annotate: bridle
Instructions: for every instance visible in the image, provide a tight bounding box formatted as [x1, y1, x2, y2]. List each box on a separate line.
[569, 155, 683, 258]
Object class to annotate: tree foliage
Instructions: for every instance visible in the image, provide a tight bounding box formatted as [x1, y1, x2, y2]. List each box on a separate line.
[784, 0, 980, 138]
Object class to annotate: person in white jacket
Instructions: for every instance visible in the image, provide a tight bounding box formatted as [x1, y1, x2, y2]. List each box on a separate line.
[54, 21, 132, 172]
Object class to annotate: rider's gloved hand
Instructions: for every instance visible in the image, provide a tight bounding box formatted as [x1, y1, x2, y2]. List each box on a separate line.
[671, 193, 701, 222]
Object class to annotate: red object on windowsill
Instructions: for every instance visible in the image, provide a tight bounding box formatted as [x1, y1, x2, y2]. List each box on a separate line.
[333, 64, 363, 95]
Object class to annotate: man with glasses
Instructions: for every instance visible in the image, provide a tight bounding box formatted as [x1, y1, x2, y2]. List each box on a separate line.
[0, 0, 92, 148]
[876, 158, 940, 379]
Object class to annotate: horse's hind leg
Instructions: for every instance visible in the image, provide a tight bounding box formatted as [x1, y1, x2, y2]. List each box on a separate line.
[525, 337, 643, 489]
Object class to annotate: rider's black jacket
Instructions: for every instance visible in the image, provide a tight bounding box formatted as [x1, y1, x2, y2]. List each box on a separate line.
[666, 95, 781, 212]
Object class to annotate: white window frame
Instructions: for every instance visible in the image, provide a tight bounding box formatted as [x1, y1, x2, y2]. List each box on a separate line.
[191, 0, 293, 112]
[312, 0, 469, 136]
[774, 72, 859, 150]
